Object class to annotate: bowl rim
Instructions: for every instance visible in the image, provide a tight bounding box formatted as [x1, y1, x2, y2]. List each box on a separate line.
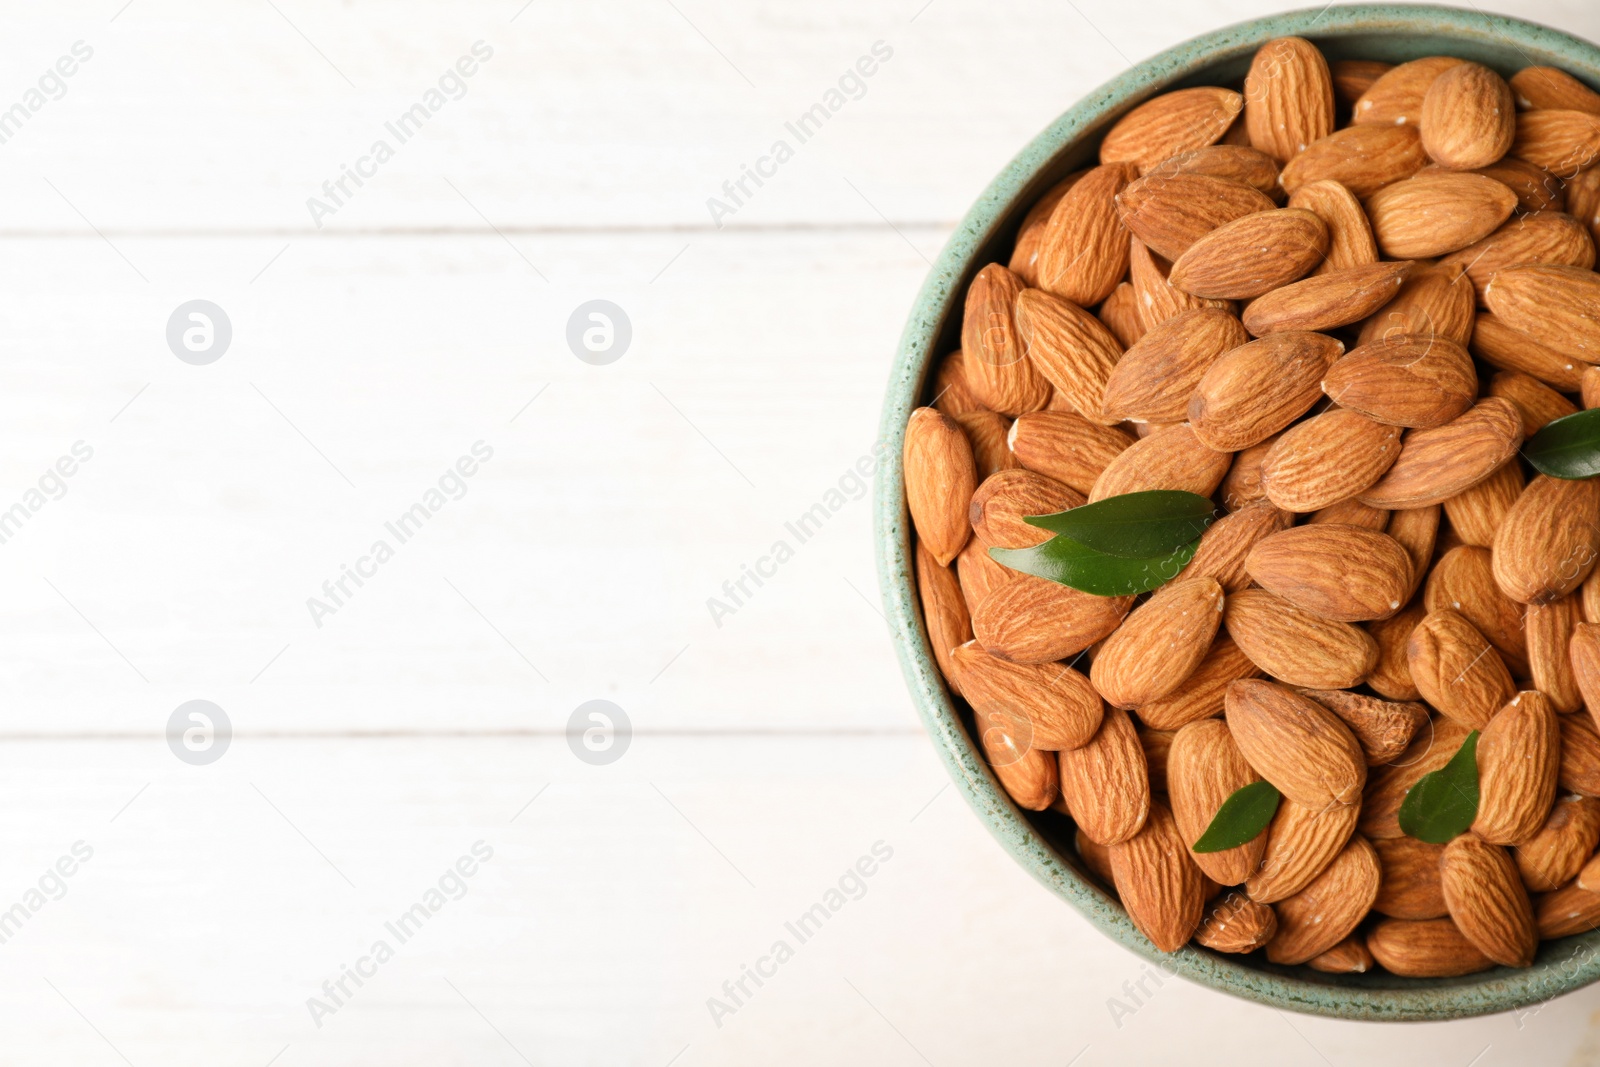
[873, 2, 1600, 1021]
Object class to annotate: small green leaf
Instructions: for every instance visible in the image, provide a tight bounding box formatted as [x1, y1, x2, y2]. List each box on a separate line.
[1024, 490, 1218, 558]
[1192, 780, 1281, 854]
[990, 535, 1199, 597]
[1524, 408, 1600, 479]
[1398, 731, 1481, 844]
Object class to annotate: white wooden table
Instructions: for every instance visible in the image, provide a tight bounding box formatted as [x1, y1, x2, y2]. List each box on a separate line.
[6, 1, 1600, 1063]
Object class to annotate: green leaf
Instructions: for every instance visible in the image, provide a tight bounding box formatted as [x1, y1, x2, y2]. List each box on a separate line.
[1524, 408, 1600, 479]
[1024, 490, 1218, 558]
[1191, 780, 1281, 854]
[1398, 731, 1481, 844]
[990, 535, 1199, 597]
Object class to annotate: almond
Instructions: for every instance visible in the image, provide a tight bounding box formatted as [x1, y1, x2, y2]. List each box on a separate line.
[1296, 689, 1429, 766]
[1511, 109, 1600, 176]
[1140, 723, 1175, 793]
[1173, 499, 1292, 592]
[968, 469, 1083, 550]
[1137, 634, 1263, 731]
[1074, 827, 1114, 884]
[1491, 473, 1600, 605]
[974, 705, 1059, 811]
[1247, 795, 1360, 902]
[971, 575, 1132, 666]
[1441, 833, 1537, 967]
[1367, 917, 1494, 977]
[1387, 505, 1442, 602]
[1587, 562, 1600, 622]
[1366, 601, 1428, 701]
[1470, 312, 1585, 390]
[1439, 211, 1597, 305]
[961, 267, 1053, 415]
[1099, 307, 1248, 423]
[951, 409, 1020, 479]
[1244, 37, 1336, 163]
[1225, 678, 1367, 807]
[1358, 398, 1523, 509]
[1006, 411, 1134, 494]
[1440, 458, 1523, 547]
[1365, 171, 1517, 257]
[1308, 497, 1389, 529]
[956, 535, 1011, 616]
[1574, 623, 1600, 730]
[1259, 407, 1402, 512]
[1194, 890, 1277, 953]
[1265, 835, 1380, 965]
[1091, 577, 1224, 708]
[1372, 836, 1448, 919]
[1087, 422, 1231, 502]
[1419, 61, 1516, 170]
[1168, 208, 1329, 299]
[1128, 237, 1235, 331]
[1188, 330, 1343, 450]
[1535, 881, 1600, 939]
[1117, 172, 1277, 262]
[1100, 87, 1245, 174]
[904, 407, 978, 565]
[1280, 124, 1428, 198]
[1008, 173, 1082, 286]
[1357, 265, 1475, 347]
[1560, 711, 1600, 797]
[1108, 800, 1206, 952]
[1287, 179, 1379, 274]
[1483, 264, 1600, 363]
[1244, 260, 1415, 336]
[1331, 59, 1393, 107]
[916, 542, 973, 698]
[1406, 609, 1516, 729]
[1057, 707, 1151, 845]
[1489, 369, 1580, 437]
[1169, 718, 1269, 883]
[1515, 795, 1600, 892]
[1322, 335, 1478, 431]
[1510, 66, 1600, 114]
[1353, 56, 1463, 127]
[1145, 144, 1282, 199]
[1096, 281, 1146, 349]
[1035, 162, 1134, 305]
[1423, 544, 1529, 673]
[1226, 588, 1379, 689]
[1527, 595, 1583, 713]
[1246, 524, 1412, 622]
[1360, 716, 1474, 838]
[1219, 435, 1278, 510]
[1584, 853, 1600, 893]
[1472, 691, 1560, 846]
[951, 641, 1104, 751]
[1307, 937, 1376, 974]
[930, 349, 985, 418]
[1570, 168, 1600, 248]
[1014, 289, 1124, 424]
[1463, 156, 1567, 211]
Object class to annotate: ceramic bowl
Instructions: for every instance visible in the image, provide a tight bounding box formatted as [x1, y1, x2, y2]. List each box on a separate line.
[874, 3, 1600, 1020]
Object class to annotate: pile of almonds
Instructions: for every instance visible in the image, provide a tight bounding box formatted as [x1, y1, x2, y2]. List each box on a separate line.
[906, 38, 1600, 976]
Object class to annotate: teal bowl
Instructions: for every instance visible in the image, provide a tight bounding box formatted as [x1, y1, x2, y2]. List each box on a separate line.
[874, 3, 1600, 1021]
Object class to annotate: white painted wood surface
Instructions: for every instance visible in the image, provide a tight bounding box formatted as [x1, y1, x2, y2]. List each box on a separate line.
[7, 1, 1600, 1063]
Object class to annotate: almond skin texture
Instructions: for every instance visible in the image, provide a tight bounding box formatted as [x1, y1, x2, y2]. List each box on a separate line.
[1536, 882, 1600, 939]
[1137, 635, 1263, 731]
[1332, 59, 1393, 106]
[1472, 691, 1561, 846]
[1406, 609, 1517, 729]
[1145, 144, 1282, 199]
[1366, 601, 1428, 701]
[1074, 827, 1114, 885]
[1247, 796, 1360, 903]
[1361, 716, 1474, 839]
[1423, 544, 1529, 674]
[951, 642, 1104, 752]
[1387, 505, 1442, 602]
[971, 574, 1132, 665]
[974, 706, 1059, 811]
[1188, 331, 1344, 451]
[1220, 436, 1278, 510]
[1226, 588, 1379, 689]
[1573, 623, 1600, 731]
[1088, 422, 1231, 503]
[1168, 208, 1329, 299]
[1034, 163, 1134, 306]
[1309, 497, 1388, 529]
[931, 349, 985, 418]
[951, 410, 1019, 479]
[1308, 938, 1376, 974]
[1463, 156, 1568, 212]
[1511, 109, 1600, 177]
[1561, 712, 1600, 797]
[1014, 289, 1123, 424]
[1009, 173, 1081, 286]
[1371, 836, 1448, 919]
[961, 271, 1053, 416]
[968, 469, 1083, 551]
[1242, 260, 1414, 335]
[1280, 125, 1428, 198]
[1527, 595, 1584, 712]
[1510, 66, 1600, 114]
[1265, 835, 1381, 965]
[1441, 459, 1523, 547]
[1173, 499, 1293, 592]
[1007, 412, 1134, 495]
[1491, 474, 1600, 605]
[1288, 179, 1379, 274]
[1169, 718, 1268, 884]
[1441, 834, 1537, 967]
[1359, 398, 1524, 509]
[1322, 335, 1478, 429]
[1057, 707, 1151, 846]
[1090, 578, 1224, 709]
[1116, 172, 1276, 262]
[1260, 408, 1402, 512]
[1439, 212, 1597, 306]
[1194, 890, 1278, 953]
[1244, 37, 1336, 163]
[1128, 237, 1236, 331]
[1225, 678, 1367, 807]
[1108, 801, 1206, 952]
[955, 536, 1011, 617]
[1420, 62, 1516, 170]
[1358, 265, 1475, 347]
[1490, 369, 1578, 437]
[1516, 796, 1600, 892]
[1484, 264, 1600, 363]
[1367, 917, 1495, 977]
[1099, 307, 1249, 423]
[1245, 524, 1412, 622]
[1354, 56, 1463, 127]
[1100, 87, 1244, 175]
[1097, 281, 1145, 348]
[915, 542, 972, 698]
[1365, 172, 1518, 258]
[904, 407, 977, 565]
[1296, 689, 1429, 766]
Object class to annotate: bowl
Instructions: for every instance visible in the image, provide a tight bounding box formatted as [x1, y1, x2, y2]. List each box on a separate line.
[873, 2, 1600, 1020]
